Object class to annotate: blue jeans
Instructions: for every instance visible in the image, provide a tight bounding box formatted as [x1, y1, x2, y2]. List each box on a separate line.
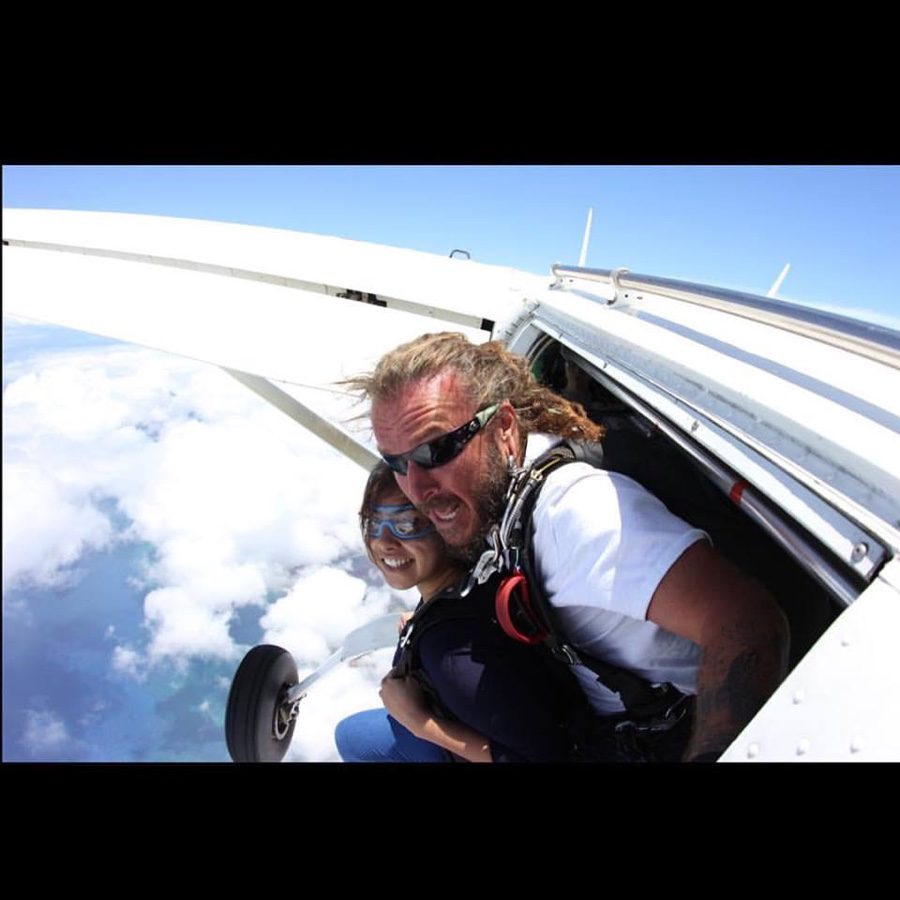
[334, 708, 450, 762]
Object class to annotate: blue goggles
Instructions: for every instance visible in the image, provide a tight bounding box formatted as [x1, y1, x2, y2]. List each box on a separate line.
[365, 503, 436, 542]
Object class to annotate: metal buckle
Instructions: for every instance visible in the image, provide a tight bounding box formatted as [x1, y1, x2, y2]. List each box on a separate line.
[554, 643, 582, 666]
[459, 530, 503, 598]
[398, 620, 415, 650]
[614, 691, 690, 735]
[473, 529, 502, 585]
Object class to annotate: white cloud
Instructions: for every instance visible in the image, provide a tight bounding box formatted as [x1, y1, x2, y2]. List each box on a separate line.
[260, 566, 389, 666]
[197, 699, 218, 724]
[145, 586, 237, 662]
[2, 461, 113, 592]
[112, 644, 147, 681]
[3, 343, 374, 673]
[78, 699, 110, 729]
[3, 329, 417, 760]
[22, 709, 73, 755]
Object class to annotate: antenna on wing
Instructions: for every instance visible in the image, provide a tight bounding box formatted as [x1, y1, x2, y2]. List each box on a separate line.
[767, 263, 791, 298]
[578, 207, 593, 267]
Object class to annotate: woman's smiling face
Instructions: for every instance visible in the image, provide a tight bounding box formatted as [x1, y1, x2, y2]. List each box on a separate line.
[365, 487, 454, 595]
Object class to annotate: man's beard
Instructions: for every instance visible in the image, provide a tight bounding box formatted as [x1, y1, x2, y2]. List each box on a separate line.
[446, 441, 511, 568]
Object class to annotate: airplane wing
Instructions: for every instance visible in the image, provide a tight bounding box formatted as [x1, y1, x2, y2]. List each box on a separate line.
[3, 209, 553, 468]
[3, 209, 550, 386]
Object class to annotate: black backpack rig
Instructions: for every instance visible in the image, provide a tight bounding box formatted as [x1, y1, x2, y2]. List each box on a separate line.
[395, 439, 694, 761]
[393, 568, 597, 761]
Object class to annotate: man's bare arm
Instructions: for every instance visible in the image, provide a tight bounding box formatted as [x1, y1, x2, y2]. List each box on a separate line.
[646, 540, 790, 761]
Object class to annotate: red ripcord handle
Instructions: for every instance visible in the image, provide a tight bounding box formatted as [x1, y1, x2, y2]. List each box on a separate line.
[494, 572, 547, 645]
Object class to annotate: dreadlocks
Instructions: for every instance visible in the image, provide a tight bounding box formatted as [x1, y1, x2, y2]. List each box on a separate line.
[345, 332, 605, 445]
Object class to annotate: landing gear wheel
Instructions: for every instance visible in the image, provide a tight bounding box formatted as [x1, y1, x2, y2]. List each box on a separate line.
[225, 644, 299, 763]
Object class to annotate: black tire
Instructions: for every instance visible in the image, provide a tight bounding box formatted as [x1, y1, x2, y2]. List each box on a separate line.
[225, 644, 299, 763]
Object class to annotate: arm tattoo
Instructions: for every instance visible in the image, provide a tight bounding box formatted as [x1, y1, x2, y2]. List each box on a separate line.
[687, 615, 788, 760]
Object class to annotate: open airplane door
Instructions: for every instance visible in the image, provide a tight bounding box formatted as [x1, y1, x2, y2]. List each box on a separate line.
[505, 265, 900, 761]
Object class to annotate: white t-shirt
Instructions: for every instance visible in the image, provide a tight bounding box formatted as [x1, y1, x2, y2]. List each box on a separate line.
[526, 435, 707, 714]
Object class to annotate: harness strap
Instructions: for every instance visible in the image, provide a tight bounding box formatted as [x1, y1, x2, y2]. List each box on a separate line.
[511, 441, 689, 723]
[394, 589, 486, 722]
[394, 587, 479, 678]
[394, 577, 597, 748]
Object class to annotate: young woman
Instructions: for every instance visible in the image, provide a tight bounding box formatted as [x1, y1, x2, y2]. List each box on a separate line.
[334, 463, 592, 763]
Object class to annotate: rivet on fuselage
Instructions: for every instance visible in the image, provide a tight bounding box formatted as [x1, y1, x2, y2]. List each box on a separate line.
[850, 543, 868, 563]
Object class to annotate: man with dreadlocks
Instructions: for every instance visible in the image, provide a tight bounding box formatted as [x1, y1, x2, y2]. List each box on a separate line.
[350, 332, 789, 762]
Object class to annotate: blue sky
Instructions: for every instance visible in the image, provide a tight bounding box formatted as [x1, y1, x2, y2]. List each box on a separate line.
[2, 165, 898, 762]
[4, 165, 899, 326]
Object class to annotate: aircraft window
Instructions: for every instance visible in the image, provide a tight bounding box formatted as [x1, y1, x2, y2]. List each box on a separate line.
[532, 340, 567, 392]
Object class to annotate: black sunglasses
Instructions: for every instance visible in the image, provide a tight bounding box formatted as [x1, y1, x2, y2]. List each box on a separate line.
[380, 403, 500, 476]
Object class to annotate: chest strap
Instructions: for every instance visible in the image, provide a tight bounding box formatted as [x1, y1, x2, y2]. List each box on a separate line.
[504, 442, 688, 723]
